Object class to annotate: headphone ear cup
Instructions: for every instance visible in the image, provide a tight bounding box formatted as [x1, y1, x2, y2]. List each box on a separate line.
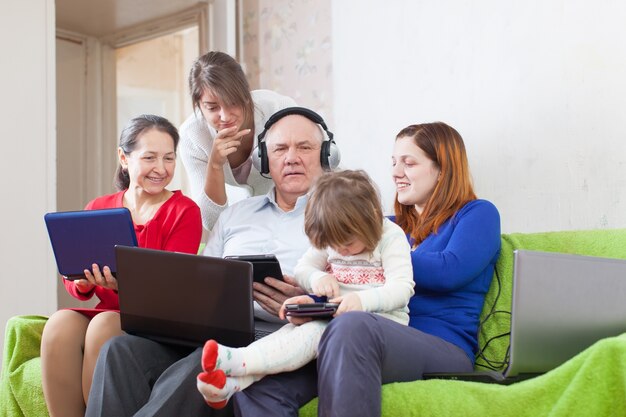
[251, 142, 269, 174]
[251, 145, 262, 173]
[320, 140, 330, 170]
[321, 140, 341, 171]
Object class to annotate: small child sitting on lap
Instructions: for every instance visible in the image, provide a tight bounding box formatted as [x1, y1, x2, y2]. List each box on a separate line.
[196, 169, 415, 408]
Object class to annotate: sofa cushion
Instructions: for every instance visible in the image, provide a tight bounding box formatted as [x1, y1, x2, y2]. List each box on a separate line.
[300, 332, 626, 416]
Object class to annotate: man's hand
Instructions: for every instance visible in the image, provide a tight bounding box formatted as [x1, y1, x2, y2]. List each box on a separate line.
[279, 294, 315, 325]
[253, 275, 305, 316]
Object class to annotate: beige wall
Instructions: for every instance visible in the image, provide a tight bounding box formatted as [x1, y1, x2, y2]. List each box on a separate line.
[0, 0, 57, 363]
[241, 0, 333, 124]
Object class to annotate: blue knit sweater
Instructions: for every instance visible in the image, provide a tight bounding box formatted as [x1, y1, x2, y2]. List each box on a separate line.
[400, 199, 501, 362]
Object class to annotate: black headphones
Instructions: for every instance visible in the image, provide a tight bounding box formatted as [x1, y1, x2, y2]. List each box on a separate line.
[252, 107, 341, 175]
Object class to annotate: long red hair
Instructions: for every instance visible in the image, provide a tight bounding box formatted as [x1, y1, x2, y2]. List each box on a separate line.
[394, 122, 476, 246]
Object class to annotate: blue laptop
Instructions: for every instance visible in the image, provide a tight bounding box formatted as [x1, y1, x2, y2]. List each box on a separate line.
[44, 208, 137, 280]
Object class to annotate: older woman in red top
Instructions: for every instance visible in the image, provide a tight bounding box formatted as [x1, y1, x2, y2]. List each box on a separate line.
[41, 114, 202, 417]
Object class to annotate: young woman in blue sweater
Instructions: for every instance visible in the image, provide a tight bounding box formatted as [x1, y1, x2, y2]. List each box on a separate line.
[231, 122, 501, 417]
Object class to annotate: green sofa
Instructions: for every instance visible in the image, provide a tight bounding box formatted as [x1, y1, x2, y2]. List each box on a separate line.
[3, 229, 626, 417]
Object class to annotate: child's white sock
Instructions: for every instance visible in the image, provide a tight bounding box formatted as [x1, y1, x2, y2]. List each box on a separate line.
[196, 370, 259, 409]
[202, 339, 246, 376]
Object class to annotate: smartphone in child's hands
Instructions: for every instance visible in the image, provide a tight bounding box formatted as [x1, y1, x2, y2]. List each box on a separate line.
[285, 302, 339, 319]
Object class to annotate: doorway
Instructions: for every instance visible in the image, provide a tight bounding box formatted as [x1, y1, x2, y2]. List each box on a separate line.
[116, 26, 199, 192]
[55, 7, 206, 309]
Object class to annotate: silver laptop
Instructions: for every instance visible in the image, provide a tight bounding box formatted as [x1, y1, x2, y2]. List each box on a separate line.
[425, 249, 626, 383]
[115, 246, 277, 348]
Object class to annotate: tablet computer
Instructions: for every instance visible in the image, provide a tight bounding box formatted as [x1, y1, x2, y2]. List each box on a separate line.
[224, 254, 283, 283]
[44, 207, 137, 280]
[285, 303, 339, 318]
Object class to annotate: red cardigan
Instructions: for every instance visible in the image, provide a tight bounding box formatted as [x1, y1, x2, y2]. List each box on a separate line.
[64, 190, 202, 316]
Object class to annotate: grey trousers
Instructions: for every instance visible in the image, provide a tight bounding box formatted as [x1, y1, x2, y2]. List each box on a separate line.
[85, 334, 233, 417]
[233, 311, 473, 417]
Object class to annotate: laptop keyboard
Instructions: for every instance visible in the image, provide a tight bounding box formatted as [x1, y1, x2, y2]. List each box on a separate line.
[254, 329, 272, 340]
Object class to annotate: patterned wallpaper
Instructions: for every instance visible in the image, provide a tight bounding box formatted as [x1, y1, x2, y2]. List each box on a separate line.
[240, 0, 334, 125]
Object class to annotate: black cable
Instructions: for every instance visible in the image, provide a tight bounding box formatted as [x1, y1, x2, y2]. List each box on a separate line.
[475, 330, 511, 370]
[474, 266, 512, 371]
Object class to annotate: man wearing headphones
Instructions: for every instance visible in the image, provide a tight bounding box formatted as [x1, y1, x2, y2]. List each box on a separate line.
[85, 107, 340, 417]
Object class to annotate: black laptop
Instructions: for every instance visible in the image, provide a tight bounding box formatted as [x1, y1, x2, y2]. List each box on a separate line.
[115, 246, 274, 348]
[424, 250, 626, 384]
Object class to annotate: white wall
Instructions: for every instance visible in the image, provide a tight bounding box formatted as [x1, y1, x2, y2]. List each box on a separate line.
[0, 0, 57, 361]
[333, 0, 626, 233]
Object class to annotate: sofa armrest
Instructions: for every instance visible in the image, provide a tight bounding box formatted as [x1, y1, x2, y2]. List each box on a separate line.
[0, 315, 50, 417]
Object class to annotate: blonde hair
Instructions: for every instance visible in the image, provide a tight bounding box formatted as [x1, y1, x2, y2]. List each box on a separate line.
[394, 122, 476, 245]
[305, 170, 384, 252]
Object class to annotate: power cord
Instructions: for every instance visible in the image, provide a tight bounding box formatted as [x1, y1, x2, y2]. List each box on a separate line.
[474, 267, 512, 371]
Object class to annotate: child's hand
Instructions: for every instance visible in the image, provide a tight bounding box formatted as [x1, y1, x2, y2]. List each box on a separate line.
[330, 293, 363, 316]
[311, 274, 340, 298]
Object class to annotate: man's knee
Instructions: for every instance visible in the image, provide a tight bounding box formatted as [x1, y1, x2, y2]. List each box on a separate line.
[98, 334, 137, 363]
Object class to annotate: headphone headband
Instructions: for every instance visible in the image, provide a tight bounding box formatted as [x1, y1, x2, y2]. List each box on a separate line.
[257, 107, 333, 141]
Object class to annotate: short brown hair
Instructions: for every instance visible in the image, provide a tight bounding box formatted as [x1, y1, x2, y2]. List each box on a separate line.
[188, 51, 254, 123]
[394, 122, 476, 245]
[305, 170, 384, 252]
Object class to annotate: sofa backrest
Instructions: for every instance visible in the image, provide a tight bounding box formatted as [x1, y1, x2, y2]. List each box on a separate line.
[474, 228, 626, 371]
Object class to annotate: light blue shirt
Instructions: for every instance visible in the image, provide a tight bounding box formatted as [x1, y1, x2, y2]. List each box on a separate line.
[203, 187, 311, 322]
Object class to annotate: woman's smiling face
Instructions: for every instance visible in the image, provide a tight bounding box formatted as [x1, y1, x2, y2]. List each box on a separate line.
[119, 128, 176, 194]
[391, 136, 440, 214]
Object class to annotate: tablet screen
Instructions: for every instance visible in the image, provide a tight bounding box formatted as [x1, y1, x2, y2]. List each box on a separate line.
[224, 254, 283, 283]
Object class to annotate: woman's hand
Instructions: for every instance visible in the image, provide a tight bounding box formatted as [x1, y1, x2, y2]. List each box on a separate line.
[73, 278, 95, 295]
[312, 274, 340, 298]
[253, 275, 306, 317]
[83, 264, 118, 291]
[209, 126, 251, 169]
[279, 294, 316, 325]
[330, 293, 363, 317]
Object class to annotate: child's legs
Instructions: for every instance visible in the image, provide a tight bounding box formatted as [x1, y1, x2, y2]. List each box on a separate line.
[198, 321, 328, 409]
[82, 311, 123, 405]
[243, 320, 328, 376]
[41, 309, 89, 417]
